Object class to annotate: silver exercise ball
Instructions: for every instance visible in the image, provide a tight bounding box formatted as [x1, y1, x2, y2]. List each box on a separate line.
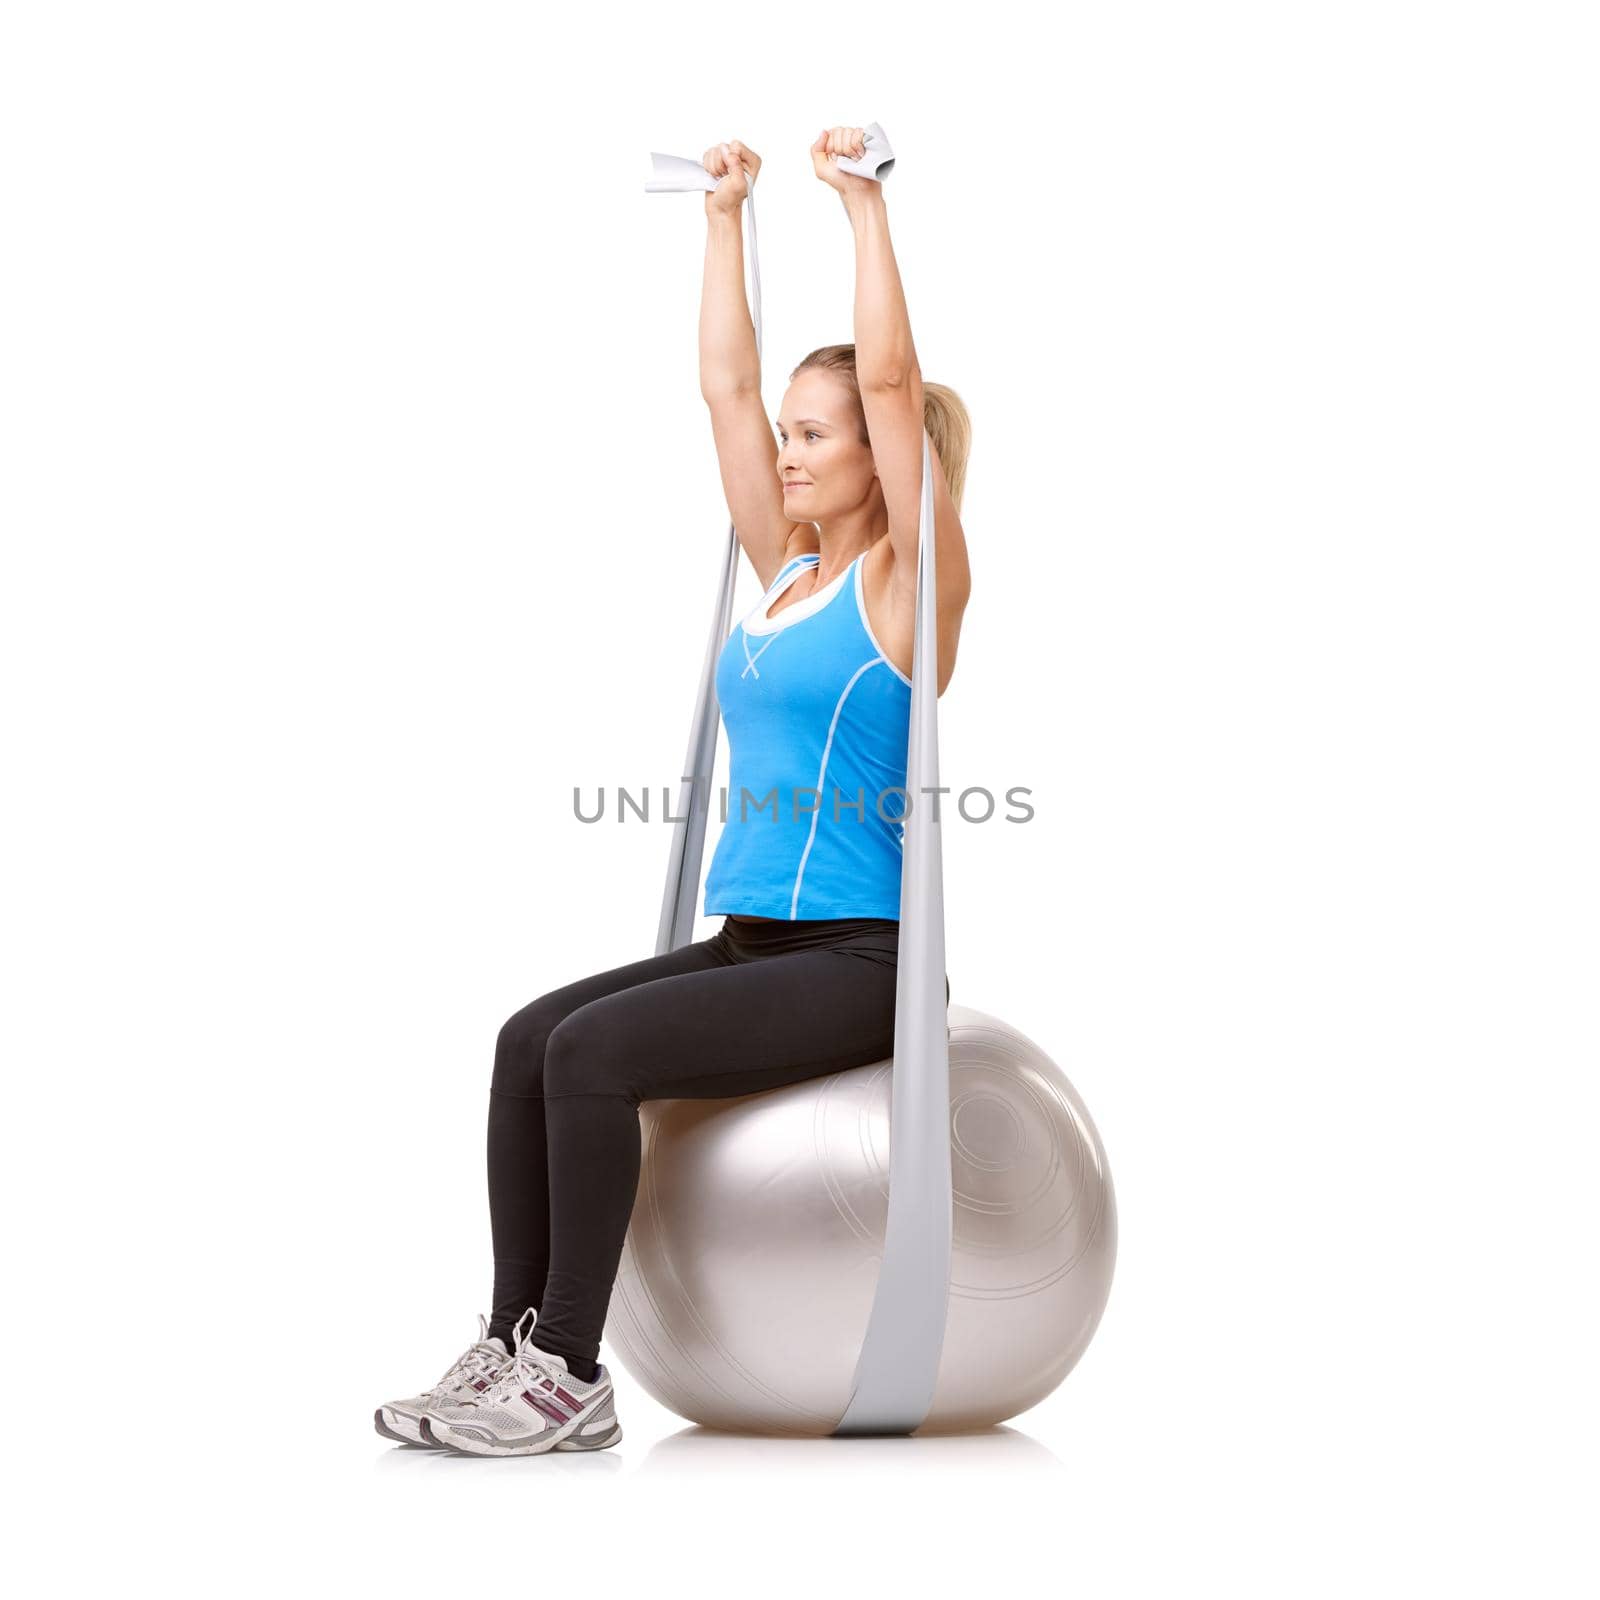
[604, 1003, 1116, 1435]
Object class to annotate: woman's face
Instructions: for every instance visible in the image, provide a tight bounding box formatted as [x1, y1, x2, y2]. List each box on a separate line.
[775, 371, 878, 524]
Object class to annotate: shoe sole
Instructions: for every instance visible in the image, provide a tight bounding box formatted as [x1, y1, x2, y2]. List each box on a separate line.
[418, 1414, 623, 1456]
[374, 1407, 442, 1448]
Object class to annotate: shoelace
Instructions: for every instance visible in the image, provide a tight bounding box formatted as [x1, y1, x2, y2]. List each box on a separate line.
[424, 1312, 518, 1400]
[470, 1326, 577, 1407]
[428, 1341, 509, 1401]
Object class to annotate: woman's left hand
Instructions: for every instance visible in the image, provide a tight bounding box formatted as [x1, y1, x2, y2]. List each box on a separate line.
[810, 126, 877, 201]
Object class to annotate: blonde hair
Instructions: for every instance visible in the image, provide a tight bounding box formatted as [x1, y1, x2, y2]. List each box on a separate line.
[790, 344, 972, 511]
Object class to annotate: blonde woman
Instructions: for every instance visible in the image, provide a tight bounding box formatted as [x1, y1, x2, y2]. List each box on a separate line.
[376, 127, 973, 1456]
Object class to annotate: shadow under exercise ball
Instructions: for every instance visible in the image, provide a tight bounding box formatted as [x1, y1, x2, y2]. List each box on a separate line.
[605, 1004, 1117, 1435]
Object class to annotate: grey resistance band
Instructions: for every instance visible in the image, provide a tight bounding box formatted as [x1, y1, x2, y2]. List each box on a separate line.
[644, 124, 951, 1436]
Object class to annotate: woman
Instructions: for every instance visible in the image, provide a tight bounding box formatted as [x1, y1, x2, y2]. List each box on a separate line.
[376, 127, 974, 1457]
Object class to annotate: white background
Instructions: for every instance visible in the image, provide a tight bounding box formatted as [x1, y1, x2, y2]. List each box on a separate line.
[3, 1, 1595, 1594]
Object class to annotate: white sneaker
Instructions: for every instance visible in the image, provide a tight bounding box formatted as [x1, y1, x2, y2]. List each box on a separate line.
[420, 1319, 622, 1456]
[374, 1310, 528, 1447]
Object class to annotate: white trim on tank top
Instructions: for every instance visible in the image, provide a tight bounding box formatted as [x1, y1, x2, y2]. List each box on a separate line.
[741, 553, 850, 636]
[852, 553, 914, 688]
[789, 654, 887, 917]
[742, 551, 917, 694]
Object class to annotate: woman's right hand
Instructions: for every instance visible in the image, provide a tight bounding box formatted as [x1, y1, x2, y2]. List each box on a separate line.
[703, 140, 760, 215]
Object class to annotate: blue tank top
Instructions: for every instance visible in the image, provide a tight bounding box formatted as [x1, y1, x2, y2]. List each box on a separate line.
[704, 549, 913, 921]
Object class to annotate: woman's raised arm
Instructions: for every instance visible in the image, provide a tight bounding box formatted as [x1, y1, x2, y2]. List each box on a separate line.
[812, 126, 971, 612]
[699, 141, 794, 591]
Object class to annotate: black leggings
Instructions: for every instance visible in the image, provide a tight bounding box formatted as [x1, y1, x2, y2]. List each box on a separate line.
[486, 914, 949, 1369]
